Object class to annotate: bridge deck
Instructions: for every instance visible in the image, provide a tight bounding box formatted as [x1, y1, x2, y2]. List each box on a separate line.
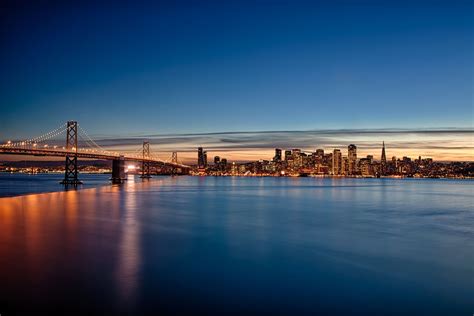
[0, 147, 189, 169]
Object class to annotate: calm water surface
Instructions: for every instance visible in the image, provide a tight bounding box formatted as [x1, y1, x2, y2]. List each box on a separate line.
[0, 173, 110, 197]
[0, 175, 473, 315]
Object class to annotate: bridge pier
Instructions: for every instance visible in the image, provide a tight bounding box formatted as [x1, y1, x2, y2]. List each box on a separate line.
[61, 121, 82, 185]
[111, 156, 126, 183]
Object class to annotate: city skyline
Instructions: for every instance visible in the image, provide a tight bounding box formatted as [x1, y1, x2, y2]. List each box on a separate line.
[2, 126, 473, 162]
[191, 142, 471, 178]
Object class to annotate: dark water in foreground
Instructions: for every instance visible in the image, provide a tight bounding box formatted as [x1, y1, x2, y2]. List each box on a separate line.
[0, 173, 110, 197]
[0, 174, 473, 315]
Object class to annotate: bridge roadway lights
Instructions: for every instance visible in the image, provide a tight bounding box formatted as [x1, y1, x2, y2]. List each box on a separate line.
[111, 156, 127, 184]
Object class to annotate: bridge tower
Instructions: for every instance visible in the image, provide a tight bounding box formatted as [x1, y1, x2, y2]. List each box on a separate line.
[170, 152, 178, 175]
[140, 141, 151, 178]
[61, 121, 82, 185]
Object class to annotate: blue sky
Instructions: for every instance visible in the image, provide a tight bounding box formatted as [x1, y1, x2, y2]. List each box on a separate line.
[0, 0, 472, 160]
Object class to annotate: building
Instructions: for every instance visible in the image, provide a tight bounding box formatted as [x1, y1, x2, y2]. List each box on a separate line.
[359, 156, 374, 177]
[332, 149, 342, 175]
[221, 158, 227, 171]
[292, 149, 302, 169]
[341, 157, 349, 175]
[381, 141, 387, 175]
[285, 150, 292, 161]
[214, 156, 220, 165]
[231, 162, 238, 175]
[273, 148, 282, 162]
[348, 144, 357, 175]
[198, 147, 207, 168]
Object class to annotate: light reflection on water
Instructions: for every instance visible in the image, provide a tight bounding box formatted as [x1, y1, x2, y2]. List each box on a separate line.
[116, 175, 140, 308]
[0, 176, 473, 315]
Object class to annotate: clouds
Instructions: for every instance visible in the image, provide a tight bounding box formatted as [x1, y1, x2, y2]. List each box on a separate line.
[88, 128, 474, 162]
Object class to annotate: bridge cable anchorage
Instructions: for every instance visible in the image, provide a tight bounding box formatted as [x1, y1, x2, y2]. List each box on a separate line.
[60, 121, 82, 185]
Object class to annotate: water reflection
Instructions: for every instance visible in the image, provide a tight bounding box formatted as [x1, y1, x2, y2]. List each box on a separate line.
[0, 177, 472, 315]
[116, 175, 141, 308]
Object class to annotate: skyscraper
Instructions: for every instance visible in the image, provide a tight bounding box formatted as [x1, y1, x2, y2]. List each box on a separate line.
[315, 149, 324, 157]
[285, 150, 292, 161]
[198, 147, 207, 168]
[221, 158, 227, 171]
[332, 149, 342, 175]
[381, 141, 387, 175]
[348, 144, 357, 175]
[273, 148, 282, 162]
[198, 147, 204, 168]
[292, 149, 302, 169]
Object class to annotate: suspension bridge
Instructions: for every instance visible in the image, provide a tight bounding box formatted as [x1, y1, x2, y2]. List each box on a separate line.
[0, 121, 191, 184]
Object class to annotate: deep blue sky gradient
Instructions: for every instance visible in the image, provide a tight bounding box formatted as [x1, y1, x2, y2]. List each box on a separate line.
[0, 0, 472, 139]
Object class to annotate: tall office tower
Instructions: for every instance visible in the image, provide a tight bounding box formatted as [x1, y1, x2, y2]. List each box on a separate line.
[221, 158, 227, 171]
[332, 149, 342, 175]
[348, 144, 357, 175]
[198, 147, 205, 168]
[341, 157, 349, 175]
[360, 156, 375, 176]
[292, 149, 302, 168]
[273, 148, 282, 162]
[214, 156, 220, 165]
[203, 151, 208, 167]
[381, 141, 387, 175]
[285, 150, 292, 161]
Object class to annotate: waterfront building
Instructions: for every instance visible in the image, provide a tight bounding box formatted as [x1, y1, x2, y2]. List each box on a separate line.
[381, 141, 387, 175]
[273, 148, 282, 162]
[341, 157, 349, 175]
[332, 149, 342, 175]
[292, 149, 302, 169]
[198, 147, 206, 168]
[359, 157, 374, 176]
[221, 158, 227, 171]
[348, 144, 357, 175]
[231, 162, 238, 175]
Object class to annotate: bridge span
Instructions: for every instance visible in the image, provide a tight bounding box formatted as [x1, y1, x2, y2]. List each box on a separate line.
[0, 121, 191, 184]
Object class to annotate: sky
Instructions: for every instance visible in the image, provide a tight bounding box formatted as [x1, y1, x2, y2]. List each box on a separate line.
[0, 0, 472, 162]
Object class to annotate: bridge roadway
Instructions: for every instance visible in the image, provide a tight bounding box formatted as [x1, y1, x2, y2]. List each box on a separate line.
[0, 147, 189, 169]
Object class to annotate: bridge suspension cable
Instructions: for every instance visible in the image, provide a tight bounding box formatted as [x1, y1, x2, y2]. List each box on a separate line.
[1, 121, 189, 168]
[1, 123, 68, 148]
[77, 124, 111, 154]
